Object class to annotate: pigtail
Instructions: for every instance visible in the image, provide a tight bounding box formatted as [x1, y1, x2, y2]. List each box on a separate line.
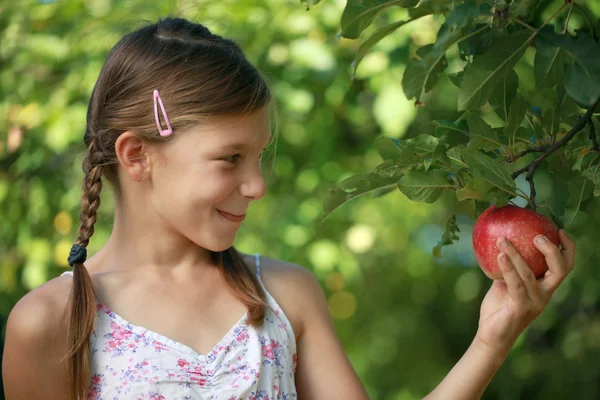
[220, 248, 267, 327]
[64, 140, 104, 400]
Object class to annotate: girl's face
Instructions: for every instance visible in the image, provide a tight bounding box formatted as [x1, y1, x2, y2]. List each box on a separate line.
[147, 106, 271, 252]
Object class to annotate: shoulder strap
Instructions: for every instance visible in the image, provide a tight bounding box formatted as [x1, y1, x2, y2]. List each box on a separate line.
[254, 253, 262, 284]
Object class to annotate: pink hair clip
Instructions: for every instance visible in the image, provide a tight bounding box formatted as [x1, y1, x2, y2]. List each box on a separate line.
[153, 89, 173, 137]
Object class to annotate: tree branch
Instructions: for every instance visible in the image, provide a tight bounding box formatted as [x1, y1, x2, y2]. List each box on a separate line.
[589, 119, 599, 151]
[562, 0, 574, 34]
[510, 145, 549, 160]
[510, 98, 600, 210]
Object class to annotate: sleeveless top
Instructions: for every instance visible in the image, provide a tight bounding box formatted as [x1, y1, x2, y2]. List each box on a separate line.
[61, 254, 298, 400]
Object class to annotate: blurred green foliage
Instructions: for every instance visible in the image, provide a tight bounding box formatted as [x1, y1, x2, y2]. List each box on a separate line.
[1, 0, 600, 399]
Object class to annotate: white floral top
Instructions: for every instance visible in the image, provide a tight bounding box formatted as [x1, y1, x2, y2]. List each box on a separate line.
[61, 254, 297, 400]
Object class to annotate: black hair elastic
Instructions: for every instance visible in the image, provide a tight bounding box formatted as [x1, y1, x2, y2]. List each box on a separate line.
[68, 244, 87, 266]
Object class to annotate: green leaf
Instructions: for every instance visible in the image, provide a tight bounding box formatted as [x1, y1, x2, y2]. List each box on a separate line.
[402, 44, 449, 101]
[488, 69, 519, 122]
[514, 126, 534, 142]
[456, 175, 494, 202]
[458, 24, 494, 60]
[564, 62, 600, 107]
[458, 30, 533, 110]
[428, 149, 450, 171]
[455, 198, 476, 220]
[438, 129, 470, 149]
[402, 3, 488, 101]
[447, 146, 468, 169]
[532, 117, 546, 140]
[374, 160, 407, 177]
[563, 207, 589, 230]
[562, 175, 594, 228]
[440, 2, 484, 28]
[503, 148, 535, 177]
[396, 148, 428, 169]
[353, 17, 428, 77]
[340, 0, 420, 39]
[587, 167, 600, 191]
[535, 204, 564, 231]
[403, 134, 440, 154]
[461, 148, 517, 195]
[542, 103, 560, 137]
[322, 169, 403, 221]
[299, 0, 320, 9]
[534, 35, 564, 89]
[398, 134, 442, 171]
[493, 191, 511, 207]
[503, 94, 528, 140]
[429, 119, 470, 137]
[563, 175, 593, 229]
[408, 0, 453, 18]
[397, 169, 454, 203]
[541, 30, 600, 106]
[580, 152, 600, 178]
[432, 214, 460, 258]
[448, 71, 464, 88]
[372, 186, 398, 198]
[467, 113, 503, 152]
[558, 138, 591, 171]
[375, 136, 403, 161]
[375, 160, 403, 175]
[556, 84, 582, 121]
[337, 173, 372, 192]
[456, 179, 482, 202]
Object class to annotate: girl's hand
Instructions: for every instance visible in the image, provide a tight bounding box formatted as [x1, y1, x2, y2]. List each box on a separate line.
[475, 229, 576, 354]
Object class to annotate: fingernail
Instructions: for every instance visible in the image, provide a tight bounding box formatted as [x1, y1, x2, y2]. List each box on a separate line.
[498, 252, 506, 261]
[536, 235, 546, 244]
[497, 237, 508, 248]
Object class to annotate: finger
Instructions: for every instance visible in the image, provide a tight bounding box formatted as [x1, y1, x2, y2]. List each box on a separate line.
[496, 237, 543, 304]
[559, 229, 576, 271]
[497, 252, 529, 306]
[539, 231, 574, 294]
[536, 233, 568, 276]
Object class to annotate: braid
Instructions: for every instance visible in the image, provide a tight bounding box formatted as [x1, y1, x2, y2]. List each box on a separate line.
[64, 140, 104, 400]
[77, 141, 103, 246]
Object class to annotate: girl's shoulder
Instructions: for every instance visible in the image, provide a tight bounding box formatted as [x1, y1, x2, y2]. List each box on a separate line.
[3, 273, 73, 396]
[241, 253, 324, 341]
[5, 273, 73, 345]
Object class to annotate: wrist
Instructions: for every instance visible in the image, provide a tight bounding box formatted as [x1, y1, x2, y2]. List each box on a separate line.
[471, 333, 511, 367]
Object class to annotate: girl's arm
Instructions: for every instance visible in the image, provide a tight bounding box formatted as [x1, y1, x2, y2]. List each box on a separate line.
[289, 266, 371, 399]
[292, 230, 575, 400]
[291, 266, 502, 400]
[422, 336, 507, 400]
[424, 230, 575, 399]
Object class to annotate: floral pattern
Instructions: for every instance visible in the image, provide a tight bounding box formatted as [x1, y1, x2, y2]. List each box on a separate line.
[63, 254, 297, 399]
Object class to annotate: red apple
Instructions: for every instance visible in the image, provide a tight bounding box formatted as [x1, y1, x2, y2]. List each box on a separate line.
[472, 204, 559, 280]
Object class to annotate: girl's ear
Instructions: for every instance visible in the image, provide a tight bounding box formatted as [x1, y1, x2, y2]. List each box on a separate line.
[115, 131, 151, 182]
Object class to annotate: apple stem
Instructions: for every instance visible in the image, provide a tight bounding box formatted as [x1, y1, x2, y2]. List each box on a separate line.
[510, 98, 600, 210]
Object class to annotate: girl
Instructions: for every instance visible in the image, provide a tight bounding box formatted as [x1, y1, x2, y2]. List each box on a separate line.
[2, 17, 576, 400]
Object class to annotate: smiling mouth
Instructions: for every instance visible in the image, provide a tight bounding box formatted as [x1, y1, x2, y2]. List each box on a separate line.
[218, 210, 246, 222]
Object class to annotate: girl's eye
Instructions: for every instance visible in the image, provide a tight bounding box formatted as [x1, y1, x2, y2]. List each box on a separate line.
[224, 154, 241, 164]
[223, 151, 265, 164]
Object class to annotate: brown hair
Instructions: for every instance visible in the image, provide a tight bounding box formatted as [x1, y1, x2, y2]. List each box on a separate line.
[63, 17, 272, 400]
